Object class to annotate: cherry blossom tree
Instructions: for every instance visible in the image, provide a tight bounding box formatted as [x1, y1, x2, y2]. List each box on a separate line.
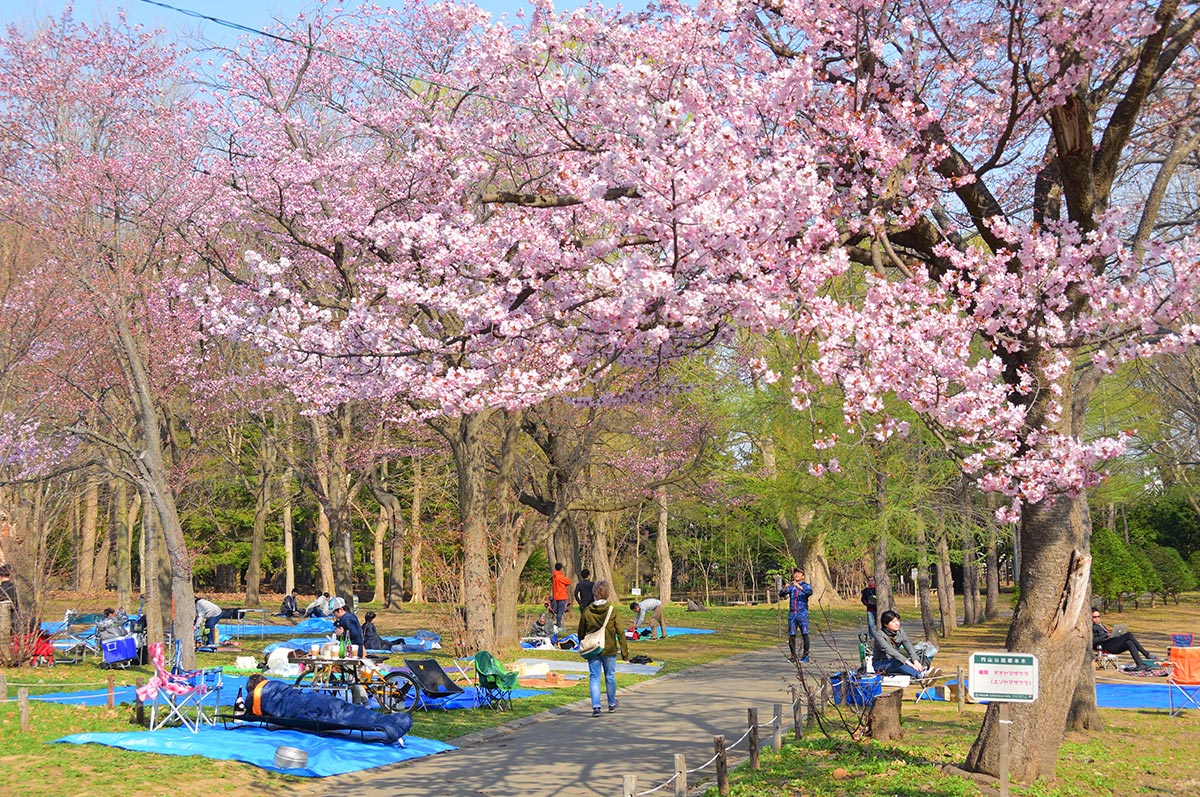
[0, 13, 210, 665]
[193, 0, 1198, 777]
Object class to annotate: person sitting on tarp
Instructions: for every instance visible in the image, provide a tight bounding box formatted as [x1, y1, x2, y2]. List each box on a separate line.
[305, 593, 331, 618]
[1092, 608, 1156, 670]
[529, 612, 552, 638]
[279, 589, 301, 618]
[242, 673, 412, 744]
[362, 611, 403, 651]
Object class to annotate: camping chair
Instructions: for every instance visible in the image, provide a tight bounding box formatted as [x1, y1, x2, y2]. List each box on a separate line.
[471, 651, 519, 711]
[1093, 645, 1120, 671]
[1171, 633, 1194, 648]
[1167, 645, 1200, 718]
[138, 642, 223, 732]
[49, 610, 102, 664]
[402, 658, 465, 710]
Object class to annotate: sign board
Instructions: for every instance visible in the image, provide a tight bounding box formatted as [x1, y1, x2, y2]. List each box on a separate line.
[630, 587, 642, 597]
[968, 652, 1039, 702]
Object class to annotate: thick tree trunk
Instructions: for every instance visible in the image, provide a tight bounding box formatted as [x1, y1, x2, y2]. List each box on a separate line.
[589, 512, 614, 593]
[655, 487, 673, 604]
[316, 506, 335, 593]
[444, 411, 496, 654]
[282, 466, 295, 594]
[308, 408, 357, 603]
[964, 493, 1093, 782]
[368, 462, 406, 607]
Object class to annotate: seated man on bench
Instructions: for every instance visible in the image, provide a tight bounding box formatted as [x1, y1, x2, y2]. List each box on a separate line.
[240, 674, 412, 745]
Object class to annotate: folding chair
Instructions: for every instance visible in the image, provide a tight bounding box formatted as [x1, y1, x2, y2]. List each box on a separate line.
[471, 651, 519, 711]
[1167, 646, 1200, 718]
[1093, 646, 1120, 671]
[138, 642, 223, 732]
[403, 658, 465, 710]
[49, 610, 102, 664]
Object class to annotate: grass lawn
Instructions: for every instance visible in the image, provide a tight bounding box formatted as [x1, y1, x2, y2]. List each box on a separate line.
[3, 592, 1198, 796]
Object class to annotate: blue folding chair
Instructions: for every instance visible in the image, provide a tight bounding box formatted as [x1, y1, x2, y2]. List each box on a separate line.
[139, 642, 223, 732]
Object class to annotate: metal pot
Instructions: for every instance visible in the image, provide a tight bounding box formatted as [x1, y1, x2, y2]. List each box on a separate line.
[273, 746, 309, 769]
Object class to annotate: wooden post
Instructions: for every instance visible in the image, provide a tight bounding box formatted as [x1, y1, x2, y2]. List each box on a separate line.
[18, 687, 30, 732]
[998, 702, 1011, 797]
[135, 677, 145, 725]
[714, 735, 729, 796]
[956, 666, 965, 712]
[0, 671, 7, 702]
[674, 753, 688, 797]
[791, 686, 803, 739]
[748, 708, 760, 770]
[107, 673, 116, 708]
[772, 702, 782, 752]
[622, 773, 636, 797]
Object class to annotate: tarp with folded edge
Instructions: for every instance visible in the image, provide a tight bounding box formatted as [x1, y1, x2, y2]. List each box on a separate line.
[54, 725, 454, 777]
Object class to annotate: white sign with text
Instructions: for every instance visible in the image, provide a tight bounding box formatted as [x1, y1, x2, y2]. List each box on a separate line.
[968, 652, 1039, 702]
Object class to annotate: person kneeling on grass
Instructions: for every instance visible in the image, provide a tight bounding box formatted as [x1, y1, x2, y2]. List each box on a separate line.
[242, 673, 412, 745]
[873, 610, 940, 680]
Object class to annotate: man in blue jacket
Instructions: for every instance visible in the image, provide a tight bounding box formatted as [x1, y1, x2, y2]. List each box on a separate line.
[779, 568, 814, 663]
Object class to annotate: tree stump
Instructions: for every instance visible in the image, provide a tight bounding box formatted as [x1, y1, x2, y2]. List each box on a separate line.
[867, 688, 904, 741]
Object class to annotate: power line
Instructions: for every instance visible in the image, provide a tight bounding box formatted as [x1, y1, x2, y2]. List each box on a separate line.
[136, 0, 613, 133]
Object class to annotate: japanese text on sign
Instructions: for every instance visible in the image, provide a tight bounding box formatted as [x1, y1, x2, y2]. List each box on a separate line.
[968, 652, 1039, 702]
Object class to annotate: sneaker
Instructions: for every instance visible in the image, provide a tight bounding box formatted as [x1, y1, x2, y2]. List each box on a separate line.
[608, 700, 619, 713]
[592, 706, 601, 717]
[925, 667, 942, 679]
[799, 656, 810, 663]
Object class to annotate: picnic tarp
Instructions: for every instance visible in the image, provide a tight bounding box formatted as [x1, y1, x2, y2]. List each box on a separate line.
[55, 725, 454, 777]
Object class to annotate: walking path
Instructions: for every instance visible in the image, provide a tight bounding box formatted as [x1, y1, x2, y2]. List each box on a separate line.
[323, 624, 868, 797]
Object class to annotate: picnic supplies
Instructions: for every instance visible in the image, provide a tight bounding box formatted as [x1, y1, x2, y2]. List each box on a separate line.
[579, 605, 613, 660]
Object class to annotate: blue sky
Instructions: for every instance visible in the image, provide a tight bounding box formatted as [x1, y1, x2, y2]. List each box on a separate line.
[0, 0, 593, 39]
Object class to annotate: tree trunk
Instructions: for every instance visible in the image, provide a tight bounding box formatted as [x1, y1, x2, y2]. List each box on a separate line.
[113, 477, 136, 611]
[964, 493, 1093, 782]
[282, 464, 295, 594]
[442, 411, 496, 653]
[985, 528, 1000, 620]
[244, 424, 276, 608]
[589, 512, 615, 593]
[936, 531, 957, 634]
[408, 451, 424, 604]
[79, 474, 100, 592]
[308, 408, 357, 604]
[655, 487, 673, 604]
[914, 520, 937, 640]
[872, 464, 893, 612]
[368, 461, 406, 606]
[118, 317, 195, 667]
[960, 477, 981, 625]
[316, 505, 335, 593]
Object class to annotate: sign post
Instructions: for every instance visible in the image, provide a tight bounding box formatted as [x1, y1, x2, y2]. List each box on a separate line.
[968, 652, 1039, 797]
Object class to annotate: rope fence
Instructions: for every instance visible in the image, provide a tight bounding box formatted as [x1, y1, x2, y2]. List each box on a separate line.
[620, 688, 818, 797]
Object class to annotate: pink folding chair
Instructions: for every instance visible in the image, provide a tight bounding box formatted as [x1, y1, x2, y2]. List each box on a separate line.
[137, 642, 223, 732]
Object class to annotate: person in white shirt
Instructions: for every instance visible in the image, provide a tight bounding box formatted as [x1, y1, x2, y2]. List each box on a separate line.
[629, 597, 667, 639]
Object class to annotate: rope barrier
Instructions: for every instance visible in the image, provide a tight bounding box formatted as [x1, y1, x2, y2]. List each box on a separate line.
[632, 771, 677, 796]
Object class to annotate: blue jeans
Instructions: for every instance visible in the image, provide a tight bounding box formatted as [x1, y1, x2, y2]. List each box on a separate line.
[875, 657, 921, 678]
[201, 615, 220, 645]
[551, 599, 568, 628]
[866, 610, 877, 641]
[588, 654, 618, 709]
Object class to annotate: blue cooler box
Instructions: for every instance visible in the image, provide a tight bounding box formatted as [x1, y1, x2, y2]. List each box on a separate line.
[101, 635, 138, 665]
[830, 672, 882, 706]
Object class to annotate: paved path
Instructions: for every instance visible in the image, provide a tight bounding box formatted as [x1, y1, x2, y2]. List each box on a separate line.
[323, 625, 868, 797]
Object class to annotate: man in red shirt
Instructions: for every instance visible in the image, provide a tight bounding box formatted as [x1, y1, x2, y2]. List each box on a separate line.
[550, 563, 572, 631]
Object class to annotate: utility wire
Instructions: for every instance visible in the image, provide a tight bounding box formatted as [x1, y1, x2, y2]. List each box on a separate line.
[136, 0, 621, 135]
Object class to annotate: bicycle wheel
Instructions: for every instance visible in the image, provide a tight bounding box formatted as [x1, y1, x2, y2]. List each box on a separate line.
[378, 671, 419, 714]
[295, 667, 352, 698]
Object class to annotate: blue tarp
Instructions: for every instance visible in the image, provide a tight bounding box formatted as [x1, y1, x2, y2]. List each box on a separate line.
[54, 725, 454, 777]
[630, 626, 715, 639]
[405, 685, 549, 710]
[263, 635, 437, 656]
[1096, 681, 1198, 709]
[32, 675, 253, 708]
